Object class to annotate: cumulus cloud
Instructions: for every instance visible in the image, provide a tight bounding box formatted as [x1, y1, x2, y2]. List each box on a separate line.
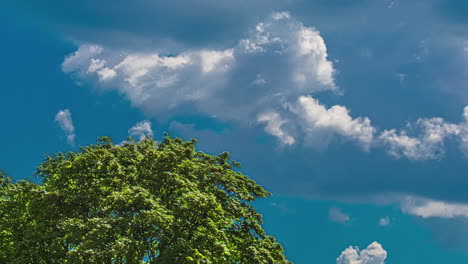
[336, 242, 387, 264]
[54, 109, 76, 146]
[61, 12, 468, 161]
[277, 97, 468, 159]
[62, 12, 336, 121]
[401, 196, 468, 219]
[329, 207, 350, 225]
[379, 118, 461, 160]
[128, 120, 153, 141]
[291, 96, 375, 149]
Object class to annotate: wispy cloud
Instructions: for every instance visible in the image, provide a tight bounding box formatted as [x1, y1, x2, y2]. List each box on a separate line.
[54, 109, 76, 146]
[328, 207, 350, 225]
[401, 196, 468, 219]
[379, 217, 390, 227]
[128, 120, 153, 141]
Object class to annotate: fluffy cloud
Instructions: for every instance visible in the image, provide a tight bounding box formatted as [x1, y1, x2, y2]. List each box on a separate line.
[54, 109, 76, 146]
[291, 96, 375, 149]
[329, 207, 350, 225]
[63, 45, 234, 114]
[62, 12, 336, 121]
[336, 242, 387, 264]
[128, 121, 153, 141]
[257, 111, 295, 145]
[379, 117, 461, 160]
[62, 12, 468, 161]
[276, 97, 468, 159]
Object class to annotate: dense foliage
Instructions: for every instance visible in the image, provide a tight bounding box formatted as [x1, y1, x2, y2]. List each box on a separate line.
[0, 136, 291, 263]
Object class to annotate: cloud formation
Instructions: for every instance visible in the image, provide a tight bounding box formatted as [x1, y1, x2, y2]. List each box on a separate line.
[54, 109, 76, 146]
[336, 242, 387, 264]
[379, 116, 464, 160]
[329, 207, 350, 225]
[61, 12, 468, 161]
[274, 97, 468, 159]
[257, 111, 295, 145]
[62, 12, 336, 122]
[401, 196, 468, 219]
[290, 96, 375, 149]
[128, 120, 153, 141]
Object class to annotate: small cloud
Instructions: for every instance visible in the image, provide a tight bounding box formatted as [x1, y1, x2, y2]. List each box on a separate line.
[329, 207, 350, 225]
[379, 216, 390, 226]
[128, 120, 153, 141]
[257, 111, 295, 145]
[54, 109, 76, 146]
[292, 96, 375, 150]
[336, 241, 387, 264]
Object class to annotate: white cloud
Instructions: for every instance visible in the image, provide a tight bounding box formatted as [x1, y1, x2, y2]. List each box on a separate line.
[128, 120, 153, 141]
[62, 12, 336, 121]
[379, 217, 390, 226]
[293, 27, 336, 89]
[62, 44, 103, 74]
[54, 109, 76, 146]
[257, 111, 295, 145]
[457, 106, 468, 155]
[63, 45, 234, 114]
[199, 49, 234, 73]
[61, 13, 468, 161]
[329, 207, 350, 225]
[336, 242, 387, 264]
[238, 12, 337, 93]
[379, 118, 460, 160]
[379, 107, 468, 160]
[292, 96, 375, 149]
[401, 196, 468, 219]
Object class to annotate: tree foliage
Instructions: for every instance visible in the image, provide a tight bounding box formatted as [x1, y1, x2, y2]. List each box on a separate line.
[0, 135, 291, 263]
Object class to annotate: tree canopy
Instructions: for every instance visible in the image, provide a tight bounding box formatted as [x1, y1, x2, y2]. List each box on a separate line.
[0, 135, 292, 263]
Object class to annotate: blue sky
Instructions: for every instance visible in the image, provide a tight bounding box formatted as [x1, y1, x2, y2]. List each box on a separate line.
[3, 1, 468, 263]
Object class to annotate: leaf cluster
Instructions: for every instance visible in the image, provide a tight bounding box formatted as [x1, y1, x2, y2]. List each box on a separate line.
[0, 135, 291, 263]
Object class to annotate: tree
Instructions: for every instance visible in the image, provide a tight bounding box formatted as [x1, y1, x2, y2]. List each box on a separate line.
[0, 135, 292, 263]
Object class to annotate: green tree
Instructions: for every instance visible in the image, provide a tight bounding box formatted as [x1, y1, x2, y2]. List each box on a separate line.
[0, 135, 292, 263]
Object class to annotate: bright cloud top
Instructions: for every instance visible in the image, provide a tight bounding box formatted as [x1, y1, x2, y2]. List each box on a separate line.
[54, 109, 76, 146]
[290, 96, 375, 149]
[62, 12, 336, 121]
[336, 242, 387, 264]
[266, 97, 468, 159]
[379, 116, 464, 160]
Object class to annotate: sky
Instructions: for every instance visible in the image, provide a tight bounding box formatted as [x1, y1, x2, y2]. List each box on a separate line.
[2, 0, 468, 263]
